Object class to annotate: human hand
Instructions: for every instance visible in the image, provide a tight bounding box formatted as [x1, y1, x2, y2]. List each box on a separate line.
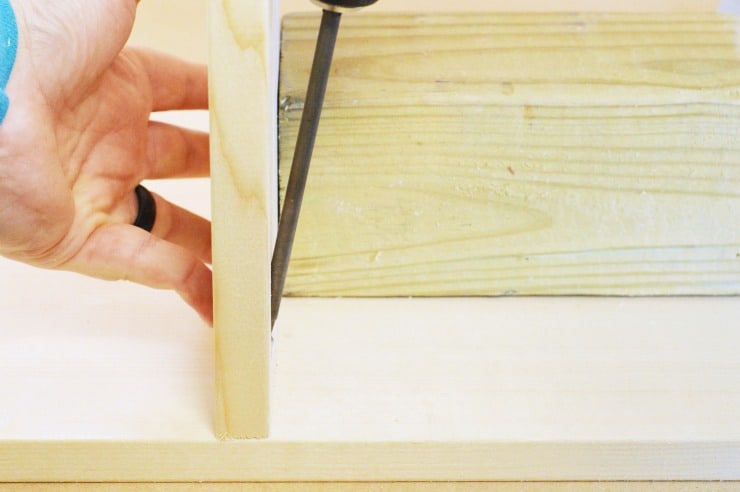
[0, 0, 213, 324]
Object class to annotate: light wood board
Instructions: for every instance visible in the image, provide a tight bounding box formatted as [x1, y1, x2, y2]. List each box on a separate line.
[2, 483, 739, 492]
[209, 0, 279, 438]
[1, 260, 739, 480]
[278, 13, 740, 297]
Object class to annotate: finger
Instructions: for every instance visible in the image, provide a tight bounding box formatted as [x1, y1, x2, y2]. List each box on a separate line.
[146, 121, 209, 178]
[129, 47, 208, 111]
[68, 224, 213, 325]
[149, 191, 212, 264]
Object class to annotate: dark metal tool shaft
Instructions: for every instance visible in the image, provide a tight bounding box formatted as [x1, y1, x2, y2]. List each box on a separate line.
[271, 9, 342, 327]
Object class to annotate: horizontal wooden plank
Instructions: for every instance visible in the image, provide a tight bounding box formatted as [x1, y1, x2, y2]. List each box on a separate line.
[1, 262, 738, 480]
[2, 483, 739, 491]
[279, 13, 740, 296]
[2, 440, 739, 482]
[270, 298, 740, 444]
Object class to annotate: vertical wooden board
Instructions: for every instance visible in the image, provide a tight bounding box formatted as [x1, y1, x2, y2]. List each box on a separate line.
[209, 0, 278, 438]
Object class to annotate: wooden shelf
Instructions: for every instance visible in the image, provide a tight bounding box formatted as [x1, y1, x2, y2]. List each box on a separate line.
[1, 261, 739, 481]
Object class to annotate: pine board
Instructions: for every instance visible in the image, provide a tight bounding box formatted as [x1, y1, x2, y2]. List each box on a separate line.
[1, 261, 738, 480]
[209, 0, 278, 438]
[2, 483, 739, 491]
[279, 13, 740, 296]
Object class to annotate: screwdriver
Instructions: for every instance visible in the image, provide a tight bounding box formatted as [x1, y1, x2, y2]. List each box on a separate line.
[271, 0, 379, 327]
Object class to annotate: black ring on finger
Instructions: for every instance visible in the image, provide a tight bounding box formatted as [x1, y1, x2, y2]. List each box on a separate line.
[133, 184, 157, 232]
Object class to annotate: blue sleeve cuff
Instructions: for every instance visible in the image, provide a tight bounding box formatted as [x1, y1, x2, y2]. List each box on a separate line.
[0, 91, 8, 122]
[0, 0, 18, 125]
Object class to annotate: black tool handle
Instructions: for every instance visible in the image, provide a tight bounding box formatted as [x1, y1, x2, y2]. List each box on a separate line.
[314, 0, 378, 9]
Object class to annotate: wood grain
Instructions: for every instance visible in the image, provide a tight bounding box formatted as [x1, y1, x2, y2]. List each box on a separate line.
[209, 0, 278, 438]
[279, 13, 740, 296]
[2, 439, 739, 481]
[2, 483, 739, 492]
[2, 286, 738, 480]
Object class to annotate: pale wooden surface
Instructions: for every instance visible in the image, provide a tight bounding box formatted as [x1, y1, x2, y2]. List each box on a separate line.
[279, 12, 740, 297]
[2, 272, 739, 480]
[131, 0, 208, 63]
[2, 484, 739, 492]
[209, 0, 278, 438]
[1, 0, 739, 485]
[271, 298, 740, 444]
